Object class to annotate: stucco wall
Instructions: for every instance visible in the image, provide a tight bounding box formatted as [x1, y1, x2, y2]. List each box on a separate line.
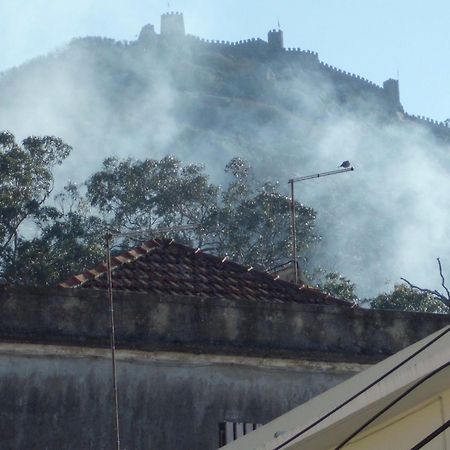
[1, 287, 449, 363]
[0, 345, 361, 450]
[0, 287, 449, 449]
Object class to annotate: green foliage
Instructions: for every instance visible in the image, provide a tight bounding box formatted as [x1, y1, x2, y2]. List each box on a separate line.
[1, 138, 319, 285]
[214, 158, 319, 269]
[370, 284, 449, 314]
[85, 155, 319, 270]
[319, 272, 359, 303]
[3, 184, 105, 285]
[0, 131, 72, 275]
[86, 155, 219, 246]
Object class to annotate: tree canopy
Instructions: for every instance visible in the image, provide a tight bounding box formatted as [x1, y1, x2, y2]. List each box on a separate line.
[3, 131, 446, 316]
[0, 135, 319, 285]
[370, 283, 449, 314]
[0, 132, 73, 283]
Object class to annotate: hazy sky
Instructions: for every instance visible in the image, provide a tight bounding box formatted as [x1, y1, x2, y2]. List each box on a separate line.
[1, 0, 449, 120]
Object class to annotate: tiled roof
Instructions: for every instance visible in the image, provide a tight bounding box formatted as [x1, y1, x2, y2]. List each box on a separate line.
[59, 239, 352, 306]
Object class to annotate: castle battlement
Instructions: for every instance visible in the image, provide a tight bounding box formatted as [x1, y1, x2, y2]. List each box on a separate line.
[186, 34, 267, 48]
[161, 11, 185, 37]
[405, 113, 449, 128]
[133, 12, 450, 132]
[320, 61, 384, 91]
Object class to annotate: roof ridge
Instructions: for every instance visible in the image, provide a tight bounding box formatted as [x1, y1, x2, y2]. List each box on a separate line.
[57, 238, 352, 307]
[57, 238, 163, 288]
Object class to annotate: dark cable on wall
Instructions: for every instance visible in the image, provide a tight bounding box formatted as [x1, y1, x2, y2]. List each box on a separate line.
[409, 417, 450, 450]
[334, 361, 450, 449]
[272, 325, 450, 450]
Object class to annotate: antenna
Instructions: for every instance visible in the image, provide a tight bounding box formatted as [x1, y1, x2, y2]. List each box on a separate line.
[288, 165, 354, 284]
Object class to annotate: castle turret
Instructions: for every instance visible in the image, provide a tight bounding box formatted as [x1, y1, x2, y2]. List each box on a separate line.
[161, 12, 185, 38]
[383, 79, 403, 111]
[138, 24, 156, 42]
[268, 29, 284, 51]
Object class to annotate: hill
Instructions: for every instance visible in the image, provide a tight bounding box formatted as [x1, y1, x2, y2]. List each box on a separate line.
[1, 12, 450, 296]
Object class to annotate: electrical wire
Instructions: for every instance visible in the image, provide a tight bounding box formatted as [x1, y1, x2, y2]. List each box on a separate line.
[272, 325, 450, 450]
[334, 361, 450, 449]
[409, 417, 450, 450]
[106, 234, 121, 450]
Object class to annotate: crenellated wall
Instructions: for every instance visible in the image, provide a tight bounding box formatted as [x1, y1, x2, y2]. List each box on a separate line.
[133, 13, 450, 134]
[320, 61, 384, 92]
[405, 113, 450, 128]
[161, 11, 185, 38]
[186, 34, 267, 48]
[268, 29, 284, 51]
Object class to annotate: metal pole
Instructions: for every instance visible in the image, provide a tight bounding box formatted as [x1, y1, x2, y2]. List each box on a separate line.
[288, 166, 353, 286]
[289, 180, 298, 284]
[290, 167, 353, 183]
[106, 233, 121, 450]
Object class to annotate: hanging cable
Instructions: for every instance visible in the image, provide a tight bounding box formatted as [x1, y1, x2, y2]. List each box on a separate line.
[334, 361, 450, 449]
[106, 233, 121, 450]
[272, 325, 450, 450]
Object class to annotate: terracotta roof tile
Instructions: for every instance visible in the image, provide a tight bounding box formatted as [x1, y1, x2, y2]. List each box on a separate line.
[58, 238, 352, 307]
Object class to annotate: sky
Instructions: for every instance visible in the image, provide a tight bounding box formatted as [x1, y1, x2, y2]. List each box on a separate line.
[1, 0, 449, 121]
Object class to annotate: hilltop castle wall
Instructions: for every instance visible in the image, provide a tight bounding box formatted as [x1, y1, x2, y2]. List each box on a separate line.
[161, 11, 185, 38]
[134, 13, 449, 134]
[139, 13, 398, 106]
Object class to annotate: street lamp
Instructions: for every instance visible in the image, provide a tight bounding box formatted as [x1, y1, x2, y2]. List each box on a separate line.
[288, 163, 354, 284]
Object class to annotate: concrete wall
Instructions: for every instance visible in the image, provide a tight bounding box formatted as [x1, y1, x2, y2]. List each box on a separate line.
[0, 287, 449, 449]
[1, 287, 449, 363]
[0, 344, 362, 450]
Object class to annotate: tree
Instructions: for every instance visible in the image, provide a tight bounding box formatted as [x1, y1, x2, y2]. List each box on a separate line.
[86, 155, 219, 247]
[0, 131, 72, 278]
[3, 183, 105, 285]
[370, 283, 449, 314]
[1, 148, 319, 285]
[213, 158, 319, 269]
[86, 156, 319, 271]
[400, 258, 450, 310]
[318, 272, 359, 303]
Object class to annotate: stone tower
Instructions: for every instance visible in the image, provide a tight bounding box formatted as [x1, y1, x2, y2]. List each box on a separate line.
[268, 29, 284, 51]
[138, 24, 156, 42]
[383, 79, 403, 111]
[161, 12, 185, 38]
[383, 79, 400, 103]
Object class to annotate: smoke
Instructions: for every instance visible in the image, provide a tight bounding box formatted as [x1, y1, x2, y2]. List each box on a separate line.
[1, 21, 449, 298]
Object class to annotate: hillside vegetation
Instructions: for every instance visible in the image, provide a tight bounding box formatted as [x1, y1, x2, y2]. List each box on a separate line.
[1, 29, 449, 297]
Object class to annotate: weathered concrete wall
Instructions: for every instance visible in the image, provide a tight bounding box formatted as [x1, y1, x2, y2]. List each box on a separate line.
[0, 344, 361, 450]
[1, 287, 449, 363]
[0, 287, 449, 449]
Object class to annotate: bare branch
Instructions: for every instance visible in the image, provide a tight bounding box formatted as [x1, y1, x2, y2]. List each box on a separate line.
[400, 277, 450, 308]
[437, 257, 450, 301]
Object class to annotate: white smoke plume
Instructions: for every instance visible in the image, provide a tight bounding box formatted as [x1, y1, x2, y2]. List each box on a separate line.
[0, 14, 449, 299]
